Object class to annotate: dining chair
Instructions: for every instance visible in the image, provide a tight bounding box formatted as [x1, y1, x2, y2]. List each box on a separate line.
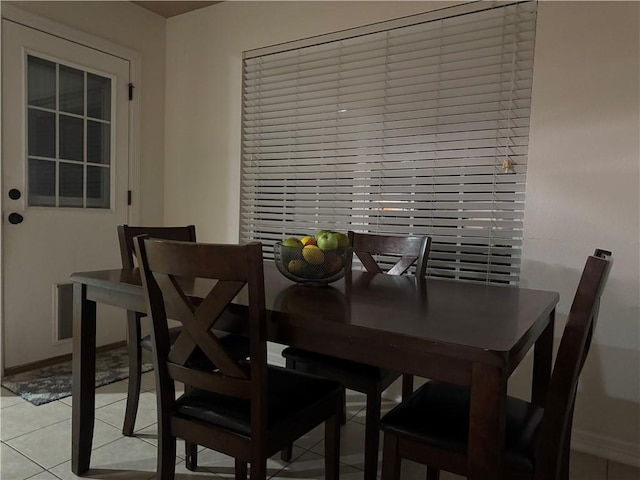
[134, 237, 343, 480]
[117, 225, 250, 438]
[379, 249, 613, 480]
[281, 230, 432, 480]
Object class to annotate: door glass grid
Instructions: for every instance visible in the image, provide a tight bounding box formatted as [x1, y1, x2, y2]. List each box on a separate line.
[26, 54, 112, 208]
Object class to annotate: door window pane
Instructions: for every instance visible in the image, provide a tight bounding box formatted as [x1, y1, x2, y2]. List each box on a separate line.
[59, 163, 84, 207]
[28, 159, 56, 206]
[59, 114, 84, 161]
[87, 120, 110, 165]
[87, 73, 111, 120]
[28, 109, 56, 158]
[26, 55, 113, 209]
[59, 65, 84, 115]
[86, 166, 110, 208]
[27, 56, 56, 109]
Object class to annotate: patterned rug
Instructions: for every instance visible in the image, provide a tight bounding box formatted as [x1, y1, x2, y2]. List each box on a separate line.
[1, 346, 154, 406]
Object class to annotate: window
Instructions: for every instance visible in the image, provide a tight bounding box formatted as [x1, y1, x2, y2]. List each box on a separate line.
[27, 55, 112, 208]
[240, 1, 537, 284]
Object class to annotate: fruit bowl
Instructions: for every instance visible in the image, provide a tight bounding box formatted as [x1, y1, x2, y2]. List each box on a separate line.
[274, 242, 352, 286]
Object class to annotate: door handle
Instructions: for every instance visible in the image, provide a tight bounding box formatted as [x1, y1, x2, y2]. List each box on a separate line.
[8, 213, 23, 224]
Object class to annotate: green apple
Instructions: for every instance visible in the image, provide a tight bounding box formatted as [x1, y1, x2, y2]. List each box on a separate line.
[280, 238, 303, 265]
[282, 237, 303, 248]
[288, 259, 304, 276]
[336, 232, 350, 249]
[316, 231, 339, 251]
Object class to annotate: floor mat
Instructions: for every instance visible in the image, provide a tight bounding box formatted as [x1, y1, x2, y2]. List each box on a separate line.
[1, 346, 153, 406]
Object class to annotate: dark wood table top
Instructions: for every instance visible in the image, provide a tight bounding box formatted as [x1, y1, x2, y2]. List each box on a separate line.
[72, 261, 558, 370]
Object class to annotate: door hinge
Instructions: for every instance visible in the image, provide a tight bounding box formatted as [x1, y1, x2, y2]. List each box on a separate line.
[127, 190, 132, 205]
[128, 83, 134, 101]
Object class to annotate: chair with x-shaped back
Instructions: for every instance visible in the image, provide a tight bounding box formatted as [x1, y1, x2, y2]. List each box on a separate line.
[135, 237, 343, 480]
[379, 249, 613, 480]
[117, 225, 249, 439]
[281, 230, 432, 480]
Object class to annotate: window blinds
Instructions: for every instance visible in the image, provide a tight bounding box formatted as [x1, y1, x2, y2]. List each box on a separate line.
[240, 1, 537, 284]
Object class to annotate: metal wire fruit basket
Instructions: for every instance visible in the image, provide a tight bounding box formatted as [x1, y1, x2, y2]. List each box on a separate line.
[274, 242, 352, 285]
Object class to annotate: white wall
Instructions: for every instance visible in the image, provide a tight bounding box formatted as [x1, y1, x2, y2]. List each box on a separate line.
[165, 1, 640, 465]
[518, 1, 640, 463]
[5, 0, 167, 225]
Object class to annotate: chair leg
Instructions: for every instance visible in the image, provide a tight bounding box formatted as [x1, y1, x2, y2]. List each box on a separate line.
[235, 459, 247, 480]
[157, 429, 176, 480]
[281, 358, 296, 462]
[560, 406, 575, 480]
[181, 385, 201, 470]
[185, 441, 198, 471]
[363, 392, 382, 480]
[123, 311, 143, 436]
[401, 374, 414, 399]
[250, 457, 266, 480]
[426, 466, 440, 480]
[381, 432, 401, 480]
[280, 445, 293, 462]
[340, 386, 347, 425]
[325, 412, 341, 480]
[559, 431, 571, 480]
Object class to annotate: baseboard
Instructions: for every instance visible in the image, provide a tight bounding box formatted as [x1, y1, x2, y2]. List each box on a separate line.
[572, 429, 640, 468]
[3, 341, 127, 376]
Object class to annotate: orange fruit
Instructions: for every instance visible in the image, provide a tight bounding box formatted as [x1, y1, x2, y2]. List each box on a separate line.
[301, 236, 317, 246]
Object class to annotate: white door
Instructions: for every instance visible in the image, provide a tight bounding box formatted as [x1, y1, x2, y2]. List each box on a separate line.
[2, 19, 130, 369]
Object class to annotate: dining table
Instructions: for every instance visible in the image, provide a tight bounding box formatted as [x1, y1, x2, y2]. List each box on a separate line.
[70, 261, 559, 480]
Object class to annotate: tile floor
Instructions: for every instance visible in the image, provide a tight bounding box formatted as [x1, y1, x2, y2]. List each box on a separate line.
[1, 372, 638, 480]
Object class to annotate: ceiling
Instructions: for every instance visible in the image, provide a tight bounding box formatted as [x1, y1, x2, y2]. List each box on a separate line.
[132, 1, 221, 18]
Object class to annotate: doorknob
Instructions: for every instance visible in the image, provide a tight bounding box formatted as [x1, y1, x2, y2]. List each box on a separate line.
[8, 188, 21, 200]
[8, 213, 23, 224]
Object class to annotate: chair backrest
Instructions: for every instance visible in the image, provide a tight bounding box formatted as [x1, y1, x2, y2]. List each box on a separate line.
[347, 231, 431, 279]
[134, 237, 268, 433]
[535, 249, 613, 480]
[117, 224, 196, 268]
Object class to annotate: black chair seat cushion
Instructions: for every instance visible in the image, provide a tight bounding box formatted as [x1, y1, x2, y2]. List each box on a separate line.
[174, 365, 343, 437]
[380, 381, 543, 473]
[282, 347, 394, 383]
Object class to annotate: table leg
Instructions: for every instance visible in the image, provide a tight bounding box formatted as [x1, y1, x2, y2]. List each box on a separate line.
[532, 308, 555, 408]
[468, 362, 507, 480]
[72, 282, 97, 475]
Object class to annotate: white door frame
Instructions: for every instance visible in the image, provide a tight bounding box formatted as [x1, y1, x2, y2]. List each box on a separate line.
[0, 4, 141, 375]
